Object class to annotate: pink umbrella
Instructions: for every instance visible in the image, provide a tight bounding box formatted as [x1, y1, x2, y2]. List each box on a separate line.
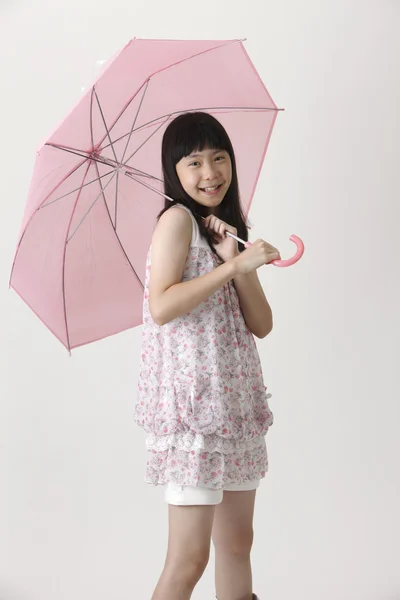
[10, 37, 303, 353]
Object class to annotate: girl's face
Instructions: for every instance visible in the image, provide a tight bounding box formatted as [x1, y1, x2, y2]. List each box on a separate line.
[175, 147, 232, 212]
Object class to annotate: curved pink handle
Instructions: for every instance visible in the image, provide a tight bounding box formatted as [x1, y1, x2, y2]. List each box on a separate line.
[245, 235, 304, 268]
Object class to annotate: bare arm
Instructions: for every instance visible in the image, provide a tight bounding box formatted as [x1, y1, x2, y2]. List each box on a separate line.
[233, 270, 273, 338]
[149, 208, 237, 326]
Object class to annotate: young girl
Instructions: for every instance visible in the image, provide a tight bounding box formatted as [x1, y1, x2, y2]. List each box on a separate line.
[134, 111, 280, 600]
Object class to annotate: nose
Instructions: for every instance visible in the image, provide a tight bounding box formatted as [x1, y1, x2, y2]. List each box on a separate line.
[202, 161, 219, 180]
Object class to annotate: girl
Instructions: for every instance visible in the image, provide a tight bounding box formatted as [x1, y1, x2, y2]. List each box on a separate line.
[134, 111, 280, 600]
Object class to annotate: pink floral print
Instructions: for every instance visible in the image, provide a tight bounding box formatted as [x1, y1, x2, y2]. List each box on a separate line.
[134, 207, 273, 490]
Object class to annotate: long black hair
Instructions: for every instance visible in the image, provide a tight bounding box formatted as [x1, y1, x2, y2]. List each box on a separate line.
[158, 111, 249, 254]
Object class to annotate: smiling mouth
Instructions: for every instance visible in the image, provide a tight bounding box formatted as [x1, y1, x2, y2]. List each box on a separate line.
[199, 184, 223, 193]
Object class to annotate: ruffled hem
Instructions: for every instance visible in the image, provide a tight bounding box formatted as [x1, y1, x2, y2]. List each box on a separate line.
[145, 420, 272, 454]
[144, 436, 269, 489]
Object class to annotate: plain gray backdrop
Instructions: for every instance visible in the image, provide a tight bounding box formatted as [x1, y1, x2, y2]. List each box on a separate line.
[1, 1, 399, 599]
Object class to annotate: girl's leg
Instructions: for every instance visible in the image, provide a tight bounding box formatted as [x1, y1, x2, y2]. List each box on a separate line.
[151, 503, 215, 600]
[212, 489, 257, 600]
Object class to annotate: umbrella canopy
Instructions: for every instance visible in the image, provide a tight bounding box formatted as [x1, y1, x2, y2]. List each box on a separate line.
[10, 38, 282, 352]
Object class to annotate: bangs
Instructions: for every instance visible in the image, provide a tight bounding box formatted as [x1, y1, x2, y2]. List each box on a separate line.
[167, 113, 231, 165]
[160, 111, 247, 248]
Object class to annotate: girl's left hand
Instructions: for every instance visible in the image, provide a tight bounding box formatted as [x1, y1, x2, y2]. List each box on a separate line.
[204, 214, 239, 262]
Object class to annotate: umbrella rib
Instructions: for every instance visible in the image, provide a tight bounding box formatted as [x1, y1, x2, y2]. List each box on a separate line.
[46, 143, 115, 167]
[63, 165, 144, 290]
[62, 161, 93, 352]
[126, 171, 174, 203]
[67, 172, 117, 243]
[143, 38, 245, 81]
[129, 106, 281, 135]
[46, 142, 163, 186]
[90, 85, 95, 151]
[93, 88, 119, 164]
[10, 154, 91, 283]
[121, 79, 149, 165]
[124, 114, 171, 165]
[91, 78, 150, 159]
[92, 160, 144, 290]
[41, 169, 115, 208]
[114, 169, 119, 228]
[123, 167, 162, 182]
[99, 106, 280, 154]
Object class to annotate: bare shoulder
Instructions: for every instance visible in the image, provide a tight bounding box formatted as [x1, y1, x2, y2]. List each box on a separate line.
[153, 205, 192, 245]
[151, 206, 192, 272]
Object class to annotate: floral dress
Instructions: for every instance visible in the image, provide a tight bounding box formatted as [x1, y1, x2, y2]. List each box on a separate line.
[134, 204, 274, 490]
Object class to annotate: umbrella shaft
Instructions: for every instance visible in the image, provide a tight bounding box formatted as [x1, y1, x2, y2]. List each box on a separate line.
[127, 172, 246, 246]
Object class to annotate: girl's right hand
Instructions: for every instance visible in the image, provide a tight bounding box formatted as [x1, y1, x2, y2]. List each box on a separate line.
[232, 239, 281, 274]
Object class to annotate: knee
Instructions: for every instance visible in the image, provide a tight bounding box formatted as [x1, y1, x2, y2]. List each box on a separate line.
[213, 527, 254, 558]
[186, 551, 210, 583]
[166, 546, 210, 586]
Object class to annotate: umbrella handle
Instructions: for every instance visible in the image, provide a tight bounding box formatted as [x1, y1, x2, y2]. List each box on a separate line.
[199, 214, 305, 268]
[243, 234, 305, 267]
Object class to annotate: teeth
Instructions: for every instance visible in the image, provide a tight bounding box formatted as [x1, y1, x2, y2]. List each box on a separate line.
[203, 185, 219, 192]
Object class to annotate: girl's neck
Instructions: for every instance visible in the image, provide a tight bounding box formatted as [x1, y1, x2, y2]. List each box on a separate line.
[208, 206, 219, 216]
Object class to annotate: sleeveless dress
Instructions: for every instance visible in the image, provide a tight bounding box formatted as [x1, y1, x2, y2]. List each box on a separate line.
[134, 204, 274, 490]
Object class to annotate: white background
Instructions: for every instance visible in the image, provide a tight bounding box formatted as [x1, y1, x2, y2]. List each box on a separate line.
[1, 1, 399, 599]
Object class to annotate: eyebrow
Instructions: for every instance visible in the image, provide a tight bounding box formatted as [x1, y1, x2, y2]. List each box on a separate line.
[187, 149, 224, 158]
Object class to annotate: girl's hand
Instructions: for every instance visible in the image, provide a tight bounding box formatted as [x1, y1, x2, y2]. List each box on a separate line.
[233, 239, 281, 274]
[204, 214, 239, 262]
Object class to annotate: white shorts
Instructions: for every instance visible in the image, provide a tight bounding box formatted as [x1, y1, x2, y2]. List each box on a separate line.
[165, 480, 260, 506]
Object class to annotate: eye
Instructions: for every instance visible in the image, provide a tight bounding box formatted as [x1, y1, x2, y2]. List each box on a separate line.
[215, 155, 224, 161]
[189, 161, 200, 167]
